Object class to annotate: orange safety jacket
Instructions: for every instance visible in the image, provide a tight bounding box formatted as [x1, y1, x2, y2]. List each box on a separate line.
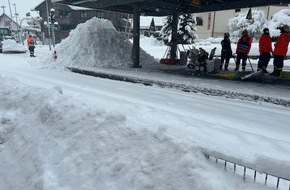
[27, 37, 34, 47]
[273, 33, 290, 56]
[259, 34, 272, 53]
[236, 35, 252, 54]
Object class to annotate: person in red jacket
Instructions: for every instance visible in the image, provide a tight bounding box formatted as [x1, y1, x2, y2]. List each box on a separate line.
[27, 35, 35, 57]
[257, 28, 273, 73]
[270, 25, 290, 77]
[235, 29, 252, 71]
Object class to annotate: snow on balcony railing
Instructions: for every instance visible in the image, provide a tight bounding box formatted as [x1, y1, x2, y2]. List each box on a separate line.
[204, 154, 290, 190]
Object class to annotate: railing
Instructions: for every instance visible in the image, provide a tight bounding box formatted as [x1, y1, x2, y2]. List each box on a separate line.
[204, 154, 290, 190]
[214, 55, 290, 60]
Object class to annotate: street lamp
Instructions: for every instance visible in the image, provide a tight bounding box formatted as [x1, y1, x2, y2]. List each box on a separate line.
[12, 3, 20, 42]
[50, 8, 56, 47]
[44, 8, 58, 47]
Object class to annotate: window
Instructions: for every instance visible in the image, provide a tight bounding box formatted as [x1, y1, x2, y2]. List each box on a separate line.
[0, 28, 11, 35]
[96, 12, 104, 18]
[196, 17, 203, 26]
[81, 11, 88, 18]
[60, 11, 71, 18]
[61, 25, 74, 31]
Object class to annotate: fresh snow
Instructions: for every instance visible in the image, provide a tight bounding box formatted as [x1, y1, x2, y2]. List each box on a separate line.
[1, 39, 28, 53]
[1, 17, 290, 190]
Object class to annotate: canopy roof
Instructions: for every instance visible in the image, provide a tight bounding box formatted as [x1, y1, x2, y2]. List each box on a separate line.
[52, 0, 290, 16]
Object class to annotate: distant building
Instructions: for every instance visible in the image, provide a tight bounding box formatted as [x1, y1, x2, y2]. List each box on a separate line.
[139, 5, 290, 40]
[0, 13, 20, 34]
[34, 0, 130, 44]
[139, 16, 166, 40]
[195, 4, 290, 39]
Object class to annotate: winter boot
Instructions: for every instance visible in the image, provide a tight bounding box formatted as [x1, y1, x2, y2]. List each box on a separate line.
[262, 69, 268, 73]
[269, 69, 280, 77]
[224, 64, 228, 71]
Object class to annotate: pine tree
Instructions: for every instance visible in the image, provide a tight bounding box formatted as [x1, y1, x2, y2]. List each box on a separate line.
[178, 14, 197, 44]
[160, 15, 173, 45]
[160, 14, 197, 45]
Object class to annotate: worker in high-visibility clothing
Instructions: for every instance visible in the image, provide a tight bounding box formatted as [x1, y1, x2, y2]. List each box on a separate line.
[270, 25, 290, 77]
[27, 35, 35, 57]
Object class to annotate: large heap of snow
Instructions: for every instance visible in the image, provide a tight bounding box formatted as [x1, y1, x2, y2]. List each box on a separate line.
[1, 39, 27, 53]
[0, 76, 272, 190]
[44, 17, 158, 69]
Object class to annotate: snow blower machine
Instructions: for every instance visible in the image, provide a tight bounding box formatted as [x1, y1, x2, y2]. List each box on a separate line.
[186, 47, 221, 74]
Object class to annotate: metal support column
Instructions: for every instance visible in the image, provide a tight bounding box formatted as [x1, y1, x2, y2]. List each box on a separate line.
[170, 13, 178, 59]
[45, 0, 52, 50]
[132, 4, 141, 68]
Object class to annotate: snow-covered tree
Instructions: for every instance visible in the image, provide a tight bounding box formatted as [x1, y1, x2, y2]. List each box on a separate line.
[160, 15, 173, 45]
[160, 14, 197, 44]
[228, 9, 267, 42]
[178, 14, 197, 44]
[268, 9, 290, 37]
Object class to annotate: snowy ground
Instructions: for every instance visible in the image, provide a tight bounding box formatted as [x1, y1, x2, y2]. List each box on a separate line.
[1, 17, 290, 190]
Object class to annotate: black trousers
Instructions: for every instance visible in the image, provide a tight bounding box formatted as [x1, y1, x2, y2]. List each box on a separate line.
[273, 55, 285, 76]
[221, 52, 231, 64]
[273, 55, 284, 69]
[236, 53, 248, 67]
[29, 46, 35, 56]
[257, 53, 271, 70]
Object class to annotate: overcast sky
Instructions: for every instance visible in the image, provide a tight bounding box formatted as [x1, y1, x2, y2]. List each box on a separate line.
[0, 0, 43, 21]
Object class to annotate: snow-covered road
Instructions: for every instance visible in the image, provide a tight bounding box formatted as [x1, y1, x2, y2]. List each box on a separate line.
[1, 52, 290, 177]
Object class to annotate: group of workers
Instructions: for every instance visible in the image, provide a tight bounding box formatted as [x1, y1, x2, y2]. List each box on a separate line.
[220, 25, 290, 77]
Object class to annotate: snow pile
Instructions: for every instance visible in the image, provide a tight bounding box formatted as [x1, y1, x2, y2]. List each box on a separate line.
[139, 35, 163, 47]
[0, 76, 271, 190]
[1, 39, 27, 53]
[43, 17, 157, 69]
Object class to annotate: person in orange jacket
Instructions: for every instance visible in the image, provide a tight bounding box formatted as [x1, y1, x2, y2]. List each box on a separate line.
[235, 29, 252, 71]
[27, 35, 35, 57]
[257, 28, 273, 73]
[270, 25, 290, 77]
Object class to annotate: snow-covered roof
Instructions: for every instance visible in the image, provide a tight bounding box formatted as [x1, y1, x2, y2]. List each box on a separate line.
[140, 16, 166, 27]
[136, 16, 166, 30]
[0, 13, 21, 28]
[68, 5, 96, 11]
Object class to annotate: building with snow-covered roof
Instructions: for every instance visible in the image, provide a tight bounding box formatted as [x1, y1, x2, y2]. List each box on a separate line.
[0, 13, 20, 34]
[35, 0, 130, 44]
[196, 4, 290, 39]
[138, 16, 166, 39]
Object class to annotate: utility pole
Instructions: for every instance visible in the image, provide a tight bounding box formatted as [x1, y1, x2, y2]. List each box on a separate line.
[45, 0, 52, 50]
[8, 0, 13, 27]
[13, 3, 20, 42]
